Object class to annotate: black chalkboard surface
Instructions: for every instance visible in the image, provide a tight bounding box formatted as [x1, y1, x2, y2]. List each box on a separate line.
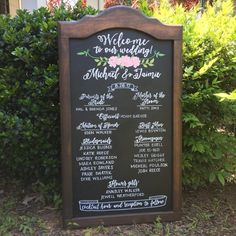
[59, 6, 182, 227]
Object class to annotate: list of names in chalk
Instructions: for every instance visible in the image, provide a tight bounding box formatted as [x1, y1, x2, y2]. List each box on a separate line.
[69, 29, 173, 216]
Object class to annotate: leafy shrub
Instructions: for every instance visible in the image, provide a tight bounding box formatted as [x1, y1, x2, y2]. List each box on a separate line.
[104, 0, 135, 8]
[171, 0, 200, 10]
[0, 5, 97, 188]
[154, 0, 236, 188]
[0, 0, 235, 192]
[104, 0, 156, 16]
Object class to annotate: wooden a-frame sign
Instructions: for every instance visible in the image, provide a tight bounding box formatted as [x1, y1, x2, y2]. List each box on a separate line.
[58, 6, 182, 228]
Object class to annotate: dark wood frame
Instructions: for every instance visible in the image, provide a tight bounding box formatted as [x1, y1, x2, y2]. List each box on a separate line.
[58, 6, 182, 228]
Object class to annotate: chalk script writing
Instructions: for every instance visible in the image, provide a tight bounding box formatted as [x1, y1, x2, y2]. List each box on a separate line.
[79, 195, 167, 212]
[107, 179, 139, 189]
[77, 122, 119, 130]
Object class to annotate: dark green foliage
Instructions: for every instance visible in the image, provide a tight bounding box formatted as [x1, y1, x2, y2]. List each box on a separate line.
[0, 5, 97, 186]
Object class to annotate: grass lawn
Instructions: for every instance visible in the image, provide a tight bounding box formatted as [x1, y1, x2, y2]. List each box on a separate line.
[0, 175, 235, 236]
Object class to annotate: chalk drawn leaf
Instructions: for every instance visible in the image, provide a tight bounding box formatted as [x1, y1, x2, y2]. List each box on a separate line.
[77, 51, 86, 55]
[156, 52, 165, 58]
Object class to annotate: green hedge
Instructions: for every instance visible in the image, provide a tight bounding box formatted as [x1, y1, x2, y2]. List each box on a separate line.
[154, 0, 236, 187]
[0, 0, 235, 190]
[0, 4, 97, 186]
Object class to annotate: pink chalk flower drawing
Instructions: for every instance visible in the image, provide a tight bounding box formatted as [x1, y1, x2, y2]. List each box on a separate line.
[108, 56, 120, 67]
[108, 55, 140, 68]
[77, 49, 165, 68]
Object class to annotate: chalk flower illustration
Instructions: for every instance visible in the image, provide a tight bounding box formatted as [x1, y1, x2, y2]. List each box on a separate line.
[108, 55, 140, 68]
[108, 56, 120, 67]
[77, 49, 165, 68]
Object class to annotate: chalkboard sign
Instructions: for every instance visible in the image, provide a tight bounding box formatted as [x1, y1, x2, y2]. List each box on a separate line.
[59, 6, 182, 227]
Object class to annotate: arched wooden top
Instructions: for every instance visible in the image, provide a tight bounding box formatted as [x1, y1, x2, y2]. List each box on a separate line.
[59, 6, 182, 40]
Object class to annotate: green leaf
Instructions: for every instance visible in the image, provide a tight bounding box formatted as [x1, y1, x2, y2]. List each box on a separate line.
[193, 57, 218, 79]
[184, 65, 194, 75]
[212, 150, 222, 160]
[42, 21, 48, 30]
[215, 89, 236, 101]
[224, 163, 232, 172]
[77, 51, 85, 56]
[209, 172, 216, 183]
[182, 113, 204, 128]
[85, 49, 90, 56]
[191, 142, 205, 153]
[156, 52, 165, 58]
[24, 25, 31, 33]
[67, 221, 80, 227]
[217, 173, 225, 186]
